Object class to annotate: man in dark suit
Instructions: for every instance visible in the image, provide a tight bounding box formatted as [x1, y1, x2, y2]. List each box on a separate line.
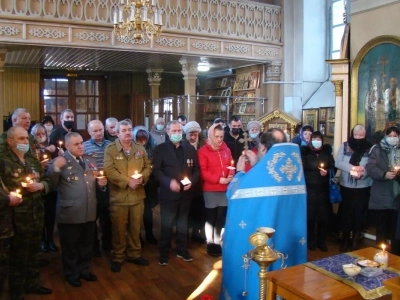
[153, 120, 200, 266]
[48, 132, 107, 288]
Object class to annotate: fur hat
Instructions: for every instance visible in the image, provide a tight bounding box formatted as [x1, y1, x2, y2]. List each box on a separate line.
[183, 121, 201, 134]
[247, 120, 262, 131]
[41, 115, 55, 126]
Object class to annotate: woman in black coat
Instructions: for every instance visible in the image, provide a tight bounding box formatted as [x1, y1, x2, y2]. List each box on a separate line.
[301, 131, 335, 252]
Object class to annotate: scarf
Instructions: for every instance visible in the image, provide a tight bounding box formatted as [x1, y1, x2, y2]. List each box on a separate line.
[207, 123, 221, 150]
[348, 136, 371, 166]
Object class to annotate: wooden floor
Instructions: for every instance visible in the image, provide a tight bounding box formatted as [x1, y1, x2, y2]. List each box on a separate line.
[3, 207, 378, 300]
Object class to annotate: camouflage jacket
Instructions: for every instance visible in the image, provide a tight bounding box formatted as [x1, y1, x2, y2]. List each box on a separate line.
[0, 145, 50, 221]
[0, 177, 13, 240]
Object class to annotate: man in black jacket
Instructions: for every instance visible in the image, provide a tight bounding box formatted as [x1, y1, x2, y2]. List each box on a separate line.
[49, 109, 78, 158]
[152, 120, 200, 266]
[223, 115, 245, 164]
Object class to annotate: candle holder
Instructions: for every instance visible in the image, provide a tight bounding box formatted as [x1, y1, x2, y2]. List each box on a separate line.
[373, 245, 388, 269]
[242, 227, 286, 299]
[131, 171, 142, 179]
[10, 189, 22, 199]
[181, 177, 191, 185]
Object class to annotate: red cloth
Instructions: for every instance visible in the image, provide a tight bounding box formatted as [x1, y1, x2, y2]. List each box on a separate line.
[198, 141, 232, 192]
[244, 146, 258, 172]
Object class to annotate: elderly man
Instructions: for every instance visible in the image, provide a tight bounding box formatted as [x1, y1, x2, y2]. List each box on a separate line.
[84, 120, 112, 254]
[104, 120, 152, 272]
[0, 126, 51, 299]
[0, 108, 39, 156]
[48, 132, 107, 288]
[153, 120, 200, 265]
[104, 117, 118, 142]
[49, 109, 77, 158]
[221, 129, 307, 299]
[183, 121, 206, 243]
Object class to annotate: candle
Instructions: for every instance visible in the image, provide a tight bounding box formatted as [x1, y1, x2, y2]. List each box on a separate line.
[227, 160, 236, 170]
[10, 189, 22, 199]
[58, 141, 63, 148]
[350, 166, 358, 176]
[41, 154, 48, 162]
[373, 244, 388, 269]
[97, 170, 105, 179]
[131, 171, 142, 179]
[231, 160, 234, 167]
[319, 163, 325, 171]
[21, 176, 32, 187]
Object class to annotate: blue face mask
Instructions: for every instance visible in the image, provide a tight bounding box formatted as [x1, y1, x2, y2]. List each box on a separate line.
[16, 143, 30, 154]
[156, 124, 164, 131]
[250, 132, 259, 139]
[170, 134, 182, 143]
[311, 140, 322, 149]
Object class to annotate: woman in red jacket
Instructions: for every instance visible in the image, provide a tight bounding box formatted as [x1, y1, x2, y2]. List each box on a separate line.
[198, 124, 233, 256]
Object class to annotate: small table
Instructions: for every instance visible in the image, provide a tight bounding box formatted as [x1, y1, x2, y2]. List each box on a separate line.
[266, 247, 400, 300]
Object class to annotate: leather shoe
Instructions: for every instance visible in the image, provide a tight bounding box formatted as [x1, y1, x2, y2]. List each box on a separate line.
[80, 273, 97, 281]
[48, 241, 58, 252]
[41, 241, 49, 253]
[26, 286, 52, 295]
[66, 277, 82, 287]
[111, 262, 122, 273]
[126, 257, 149, 266]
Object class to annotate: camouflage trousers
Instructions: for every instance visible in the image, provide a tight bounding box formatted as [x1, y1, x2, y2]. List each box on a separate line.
[0, 238, 11, 297]
[9, 210, 43, 300]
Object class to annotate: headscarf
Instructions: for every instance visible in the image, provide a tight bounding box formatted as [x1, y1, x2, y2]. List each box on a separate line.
[300, 124, 314, 146]
[348, 127, 371, 166]
[207, 123, 222, 150]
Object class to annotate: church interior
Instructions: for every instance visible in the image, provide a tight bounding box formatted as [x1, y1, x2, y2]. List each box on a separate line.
[2, 0, 400, 299]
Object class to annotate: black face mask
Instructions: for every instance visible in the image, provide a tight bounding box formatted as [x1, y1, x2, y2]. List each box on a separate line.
[231, 128, 240, 135]
[63, 120, 74, 129]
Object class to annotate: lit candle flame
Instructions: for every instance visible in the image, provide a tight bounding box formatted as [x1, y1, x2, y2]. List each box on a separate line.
[16, 189, 20, 194]
[382, 244, 386, 252]
[43, 154, 47, 159]
[26, 177, 31, 182]
[58, 141, 63, 146]
[100, 171, 104, 176]
[320, 163, 324, 168]
[231, 160, 234, 167]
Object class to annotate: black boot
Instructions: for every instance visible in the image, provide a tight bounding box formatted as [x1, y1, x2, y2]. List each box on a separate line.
[340, 231, 351, 252]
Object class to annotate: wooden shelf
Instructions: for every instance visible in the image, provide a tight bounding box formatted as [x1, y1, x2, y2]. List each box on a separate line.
[233, 88, 257, 92]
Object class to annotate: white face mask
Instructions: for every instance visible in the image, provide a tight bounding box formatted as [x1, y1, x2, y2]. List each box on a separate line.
[44, 124, 53, 132]
[311, 140, 322, 149]
[387, 136, 399, 146]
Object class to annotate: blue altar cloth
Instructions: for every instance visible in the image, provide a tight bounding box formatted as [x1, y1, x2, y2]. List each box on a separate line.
[220, 143, 307, 300]
[305, 253, 400, 299]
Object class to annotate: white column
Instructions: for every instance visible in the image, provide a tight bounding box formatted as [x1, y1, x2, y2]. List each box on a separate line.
[332, 80, 343, 158]
[179, 57, 198, 121]
[146, 68, 163, 126]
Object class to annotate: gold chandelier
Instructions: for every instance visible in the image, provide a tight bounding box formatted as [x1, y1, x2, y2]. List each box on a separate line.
[113, 0, 163, 40]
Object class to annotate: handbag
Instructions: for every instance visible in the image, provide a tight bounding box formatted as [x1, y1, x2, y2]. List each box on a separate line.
[329, 169, 342, 203]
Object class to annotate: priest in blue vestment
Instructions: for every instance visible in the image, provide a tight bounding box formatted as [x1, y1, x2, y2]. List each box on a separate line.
[220, 132, 307, 300]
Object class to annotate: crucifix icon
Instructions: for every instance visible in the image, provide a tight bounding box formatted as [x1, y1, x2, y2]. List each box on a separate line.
[378, 55, 389, 91]
[239, 132, 253, 150]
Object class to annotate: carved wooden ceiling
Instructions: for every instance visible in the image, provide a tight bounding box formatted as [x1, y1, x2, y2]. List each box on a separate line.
[0, 43, 262, 74]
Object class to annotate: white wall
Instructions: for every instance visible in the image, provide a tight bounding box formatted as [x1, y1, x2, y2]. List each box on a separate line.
[282, 0, 332, 119]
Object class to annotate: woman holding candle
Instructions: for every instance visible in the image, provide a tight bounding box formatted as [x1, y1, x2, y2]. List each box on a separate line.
[301, 131, 335, 251]
[336, 124, 372, 252]
[30, 124, 58, 252]
[198, 124, 233, 256]
[366, 126, 400, 255]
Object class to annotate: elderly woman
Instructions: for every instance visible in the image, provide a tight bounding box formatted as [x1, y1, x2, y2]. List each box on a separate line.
[247, 120, 262, 151]
[335, 124, 372, 251]
[366, 126, 400, 255]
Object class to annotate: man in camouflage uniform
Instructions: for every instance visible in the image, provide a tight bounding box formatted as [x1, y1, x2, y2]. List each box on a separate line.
[0, 108, 40, 157]
[0, 126, 51, 300]
[0, 176, 21, 298]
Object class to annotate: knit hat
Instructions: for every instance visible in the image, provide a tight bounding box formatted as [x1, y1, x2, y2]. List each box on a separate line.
[41, 115, 55, 126]
[247, 120, 262, 131]
[183, 121, 201, 134]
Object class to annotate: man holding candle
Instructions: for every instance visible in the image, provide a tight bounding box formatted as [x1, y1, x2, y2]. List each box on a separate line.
[153, 120, 200, 265]
[0, 125, 52, 299]
[84, 120, 112, 255]
[104, 120, 152, 272]
[49, 109, 78, 158]
[48, 132, 107, 288]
